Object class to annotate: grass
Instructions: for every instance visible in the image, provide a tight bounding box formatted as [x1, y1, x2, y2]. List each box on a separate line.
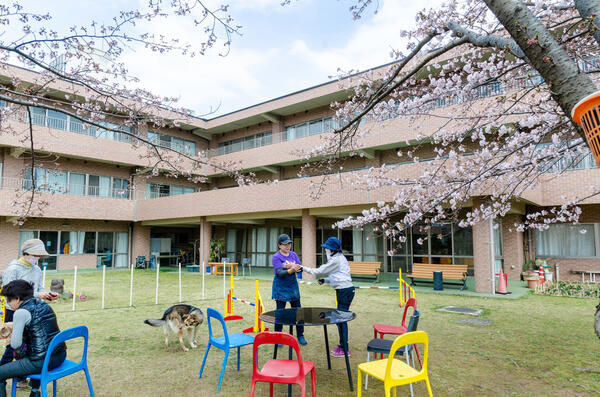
[11, 269, 600, 396]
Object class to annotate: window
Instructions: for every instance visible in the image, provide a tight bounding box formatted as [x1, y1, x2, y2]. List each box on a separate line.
[46, 110, 67, 130]
[112, 178, 130, 199]
[285, 117, 339, 141]
[38, 231, 58, 255]
[309, 120, 323, 135]
[68, 173, 86, 196]
[83, 232, 96, 254]
[536, 224, 596, 257]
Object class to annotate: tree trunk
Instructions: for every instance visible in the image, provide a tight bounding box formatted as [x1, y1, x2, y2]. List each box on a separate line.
[575, 0, 600, 47]
[484, 0, 598, 139]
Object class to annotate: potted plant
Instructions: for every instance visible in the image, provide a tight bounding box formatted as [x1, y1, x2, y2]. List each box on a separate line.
[522, 260, 537, 279]
[209, 239, 225, 262]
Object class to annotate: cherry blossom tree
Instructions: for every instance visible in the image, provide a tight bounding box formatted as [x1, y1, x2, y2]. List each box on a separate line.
[304, 0, 600, 245]
[0, 1, 250, 223]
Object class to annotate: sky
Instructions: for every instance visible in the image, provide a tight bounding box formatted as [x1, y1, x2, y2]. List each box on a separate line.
[23, 0, 443, 118]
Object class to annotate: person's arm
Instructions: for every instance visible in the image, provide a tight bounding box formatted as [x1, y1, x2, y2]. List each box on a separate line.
[302, 256, 340, 277]
[2, 266, 18, 286]
[10, 309, 31, 349]
[32, 268, 51, 299]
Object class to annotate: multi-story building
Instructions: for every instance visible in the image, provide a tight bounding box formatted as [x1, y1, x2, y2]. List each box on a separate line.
[0, 61, 598, 293]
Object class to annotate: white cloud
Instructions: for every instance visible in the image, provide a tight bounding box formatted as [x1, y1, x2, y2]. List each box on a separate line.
[121, 0, 445, 117]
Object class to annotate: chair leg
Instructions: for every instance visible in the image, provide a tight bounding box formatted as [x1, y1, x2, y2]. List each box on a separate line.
[357, 368, 363, 397]
[425, 378, 433, 397]
[311, 368, 316, 397]
[269, 382, 273, 397]
[217, 350, 229, 391]
[392, 386, 397, 397]
[237, 346, 241, 371]
[84, 366, 94, 397]
[198, 344, 211, 378]
[10, 379, 17, 397]
[250, 380, 256, 397]
[365, 352, 369, 390]
[40, 382, 47, 397]
[406, 350, 413, 397]
[414, 344, 423, 368]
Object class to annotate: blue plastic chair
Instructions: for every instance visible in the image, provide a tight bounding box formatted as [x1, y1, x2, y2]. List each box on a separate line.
[198, 308, 254, 391]
[11, 325, 94, 397]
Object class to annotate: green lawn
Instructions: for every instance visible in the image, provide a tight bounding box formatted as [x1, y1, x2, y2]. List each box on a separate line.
[11, 269, 600, 396]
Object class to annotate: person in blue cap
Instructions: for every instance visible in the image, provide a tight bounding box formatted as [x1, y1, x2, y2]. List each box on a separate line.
[298, 236, 354, 357]
[271, 234, 307, 345]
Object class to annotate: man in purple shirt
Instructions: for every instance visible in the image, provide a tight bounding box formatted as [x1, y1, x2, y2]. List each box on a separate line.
[271, 234, 306, 345]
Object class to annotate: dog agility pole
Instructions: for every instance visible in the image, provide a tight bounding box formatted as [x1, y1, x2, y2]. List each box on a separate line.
[224, 274, 243, 321]
[129, 263, 134, 307]
[155, 262, 160, 305]
[243, 279, 268, 333]
[101, 265, 106, 309]
[72, 266, 77, 311]
[178, 262, 182, 303]
[42, 265, 46, 289]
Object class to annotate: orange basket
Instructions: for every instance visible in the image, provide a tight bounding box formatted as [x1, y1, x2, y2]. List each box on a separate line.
[572, 91, 600, 167]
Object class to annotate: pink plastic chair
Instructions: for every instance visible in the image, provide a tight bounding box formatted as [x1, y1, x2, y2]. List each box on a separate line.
[372, 298, 420, 363]
[250, 332, 316, 397]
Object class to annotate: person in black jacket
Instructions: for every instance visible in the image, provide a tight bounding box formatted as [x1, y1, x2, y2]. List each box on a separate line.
[0, 280, 66, 397]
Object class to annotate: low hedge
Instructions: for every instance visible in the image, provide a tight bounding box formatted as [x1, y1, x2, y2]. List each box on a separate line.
[535, 281, 600, 298]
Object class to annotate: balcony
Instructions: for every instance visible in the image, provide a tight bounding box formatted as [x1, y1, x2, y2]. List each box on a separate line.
[0, 177, 135, 220]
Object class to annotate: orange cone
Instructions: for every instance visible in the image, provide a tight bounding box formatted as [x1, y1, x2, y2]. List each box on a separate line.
[538, 265, 545, 285]
[496, 268, 510, 294]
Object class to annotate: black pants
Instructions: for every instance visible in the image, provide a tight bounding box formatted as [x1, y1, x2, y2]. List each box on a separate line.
[335, 287, 355, 348]
[0, 350, 66, 397]
[274, 300, 304, 337]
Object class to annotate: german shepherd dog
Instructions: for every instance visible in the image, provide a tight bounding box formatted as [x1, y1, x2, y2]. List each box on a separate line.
[144, 304, 204, 351]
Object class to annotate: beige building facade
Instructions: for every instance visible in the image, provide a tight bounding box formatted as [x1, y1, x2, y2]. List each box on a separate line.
[0, 63, 599, 293]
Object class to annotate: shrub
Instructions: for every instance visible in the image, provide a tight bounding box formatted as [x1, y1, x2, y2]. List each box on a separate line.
[536, 281, 600, 298]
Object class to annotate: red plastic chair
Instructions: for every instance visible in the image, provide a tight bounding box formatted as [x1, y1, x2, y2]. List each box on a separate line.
[372, 298, 419, 362]
[250, 332, 316, 397]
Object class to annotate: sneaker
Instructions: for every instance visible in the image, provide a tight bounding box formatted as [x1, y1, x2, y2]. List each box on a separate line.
[29, 389, 41, 397]
[330, 345, 350, 357]
[297, 336, 307, 346]
[17, 381, 30, 390]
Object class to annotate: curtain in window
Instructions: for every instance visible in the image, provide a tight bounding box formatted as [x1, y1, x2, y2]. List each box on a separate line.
[352, 229, 362, 261]
[47, 170, 67, 193]
[18, 231, 36, 254]
[99, 176, 111, 198]
[69, 173, 86, 196]
[255, 227, 267, 267]
[564, 224, 595, 257]
[363, 225, 379, 261]
[226, 229, 237, 262]
[535, 226, 563, 256]
[115, 232, 128, 268]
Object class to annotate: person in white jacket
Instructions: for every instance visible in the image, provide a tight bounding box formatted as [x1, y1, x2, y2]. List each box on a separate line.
[293, 237, 355, 357]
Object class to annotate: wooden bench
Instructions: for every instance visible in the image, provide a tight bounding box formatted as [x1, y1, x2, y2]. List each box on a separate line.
[348, 261, 381, 283]
[405, 263, 468, 290]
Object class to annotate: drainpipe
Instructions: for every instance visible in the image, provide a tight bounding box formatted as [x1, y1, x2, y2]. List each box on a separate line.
[489, 218, 496, 296]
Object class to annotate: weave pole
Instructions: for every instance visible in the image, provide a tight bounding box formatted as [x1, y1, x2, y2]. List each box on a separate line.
[223, 264, 226, 299]
[201, 261, 205, 300]
[0, 297, 4, 323]
[72, 266, 77, 311]
[101, 265, 106, 309]
[178, 262, 182, 303]
[129, 264, 134, 307]
[42, 265, 47, 289]
[155, 262, 160, 305]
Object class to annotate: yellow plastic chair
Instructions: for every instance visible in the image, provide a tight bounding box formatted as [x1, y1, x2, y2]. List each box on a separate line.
[357, 331, 432, 397]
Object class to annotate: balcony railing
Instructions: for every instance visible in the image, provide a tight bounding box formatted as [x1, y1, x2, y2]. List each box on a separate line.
[0, 177, 132, 199]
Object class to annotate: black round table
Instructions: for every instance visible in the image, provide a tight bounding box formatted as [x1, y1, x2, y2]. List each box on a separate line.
[259, 307, 357, 392]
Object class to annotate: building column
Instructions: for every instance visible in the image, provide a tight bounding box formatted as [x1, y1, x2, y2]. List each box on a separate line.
[301, 209, 317, 280]
[200, 218, 212, 266]
[472, 198, 494, 294]
[502, 214, 525, 281]
[132, 222, 151, 263]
